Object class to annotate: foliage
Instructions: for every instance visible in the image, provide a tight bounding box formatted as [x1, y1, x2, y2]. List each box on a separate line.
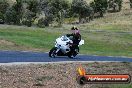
[90, 0, 108, 17]
[13, 0, 23, 25]
[22, 11, 36, 27]
[22, 0, 39, 27]
[0, 12, 4, 20]
[108, 0, 123, 12]
[5, 0, 23, 25]
[0, 0, 9, 14]
[0, 0, 126, 26]
[5, 8, 17, 24]
[39, 0, 70, 26]
[0, 12, 4, 24]
[71, 0, 91, 23]
[130, 0, 132, 8]
[37, 17, 50, 27]
[26, 0, 39, 13]
[37, 13, 54, 27]
[0, 0, 9, 23]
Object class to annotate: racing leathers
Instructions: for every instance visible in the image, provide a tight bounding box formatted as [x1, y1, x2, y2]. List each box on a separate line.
[66, 33, 81, 55]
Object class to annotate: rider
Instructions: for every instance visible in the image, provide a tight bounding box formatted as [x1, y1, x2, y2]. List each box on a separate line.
[66, 26, 81, 56]
[75, 27, 81, 45]
[73, 27, 81, 52]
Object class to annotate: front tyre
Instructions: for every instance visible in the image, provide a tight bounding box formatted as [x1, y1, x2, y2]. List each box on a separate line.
[49, 47, 57, 58]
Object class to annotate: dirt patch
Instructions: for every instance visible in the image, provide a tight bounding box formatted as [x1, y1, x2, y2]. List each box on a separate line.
[0, 39, 45, 52]
[0, 62, 131, 88]
[0, 39, 15, 46]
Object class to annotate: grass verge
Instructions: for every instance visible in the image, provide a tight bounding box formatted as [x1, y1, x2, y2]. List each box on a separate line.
[0, 24, 132, 57]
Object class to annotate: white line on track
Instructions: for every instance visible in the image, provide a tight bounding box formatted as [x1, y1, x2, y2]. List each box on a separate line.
[0, 61, 122, 66]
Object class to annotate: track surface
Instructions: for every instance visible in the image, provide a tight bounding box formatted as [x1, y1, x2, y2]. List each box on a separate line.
[0, 51, 132, 63]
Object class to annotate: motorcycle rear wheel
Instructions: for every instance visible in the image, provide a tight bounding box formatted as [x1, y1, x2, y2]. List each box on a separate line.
[68, 48, 79, 58]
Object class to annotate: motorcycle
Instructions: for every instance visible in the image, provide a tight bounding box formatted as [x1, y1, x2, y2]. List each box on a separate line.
[49, 35, 84, 58]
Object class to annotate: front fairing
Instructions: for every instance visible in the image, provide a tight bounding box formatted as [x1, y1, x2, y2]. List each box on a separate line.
[55, 35, 72, 53]
[55, 35, 72, 46]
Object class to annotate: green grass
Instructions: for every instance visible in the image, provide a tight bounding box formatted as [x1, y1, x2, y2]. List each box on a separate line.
[81, 29, 132, 56]
[0, 24, 131, 57]
[0, 27, 59, 52]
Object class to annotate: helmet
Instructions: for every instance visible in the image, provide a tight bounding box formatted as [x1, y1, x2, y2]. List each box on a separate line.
[71, 26, 77, 30]
[75, 27, 78, 30]
[71, 27, 75, 30]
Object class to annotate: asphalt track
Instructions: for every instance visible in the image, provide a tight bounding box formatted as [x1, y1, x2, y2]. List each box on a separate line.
[0, 50, 132, 63]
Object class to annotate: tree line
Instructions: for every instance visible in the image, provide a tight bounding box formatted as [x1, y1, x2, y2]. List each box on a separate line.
[0, 0, 132, 27]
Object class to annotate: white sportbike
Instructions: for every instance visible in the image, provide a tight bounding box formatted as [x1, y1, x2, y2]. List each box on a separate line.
[49, 35, 84, 58]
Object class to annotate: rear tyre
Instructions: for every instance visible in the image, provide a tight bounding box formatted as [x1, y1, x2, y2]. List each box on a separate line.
[49, 47, 57, 58]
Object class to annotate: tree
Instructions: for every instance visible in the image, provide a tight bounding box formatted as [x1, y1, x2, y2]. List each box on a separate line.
[6, 0, 23, 25]
[130, 0, 132, 8]
[37, 16, 53, 27]
[39, 0, 70, 26]
[0, 0, 9, 23]
[26, 0, 39, 13]
[117, 0, 122, 11]
[108, 0, 123, 12]
[22, 0, 39, 27]
[14, 0, 23, 24]
[0, 12, 4, 24]
[5, 8, 18, 24]
[39, 0, 55, 26]
[0, 0, 9, 14]
[50, 0, 69, 26]
[71, 0, 91, 23]
[90, 0, 108, 17]
[22, 10, 36, 27]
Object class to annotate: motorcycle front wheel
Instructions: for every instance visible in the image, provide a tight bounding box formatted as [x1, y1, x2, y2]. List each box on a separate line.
[49, 47, 57, 58]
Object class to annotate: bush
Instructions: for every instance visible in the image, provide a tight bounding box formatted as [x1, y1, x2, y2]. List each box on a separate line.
[5, 8, 17, 24]
[37, 16, 52, 28]
[21, 0, 39, 27]
[12, 0, 23, 25]
[0, 0, 9, 14]
[37, 18, 46, 28]
[71, 0, 91, 23]
[130, 0, 132, 8]
[108, 0, 123, 12]
[5, 0, 23, 25]
[116, 0, 123, 11]
[26, 0, 39, 13]
[39, 0, 70, 26]
[0, 12, 4, 20]
[0, 12, 4, 24]
[90, 0, 108, 17]
[0, 0, 9, 23]
[22, 10, 36, 27]
[22, 19, 32, 27]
